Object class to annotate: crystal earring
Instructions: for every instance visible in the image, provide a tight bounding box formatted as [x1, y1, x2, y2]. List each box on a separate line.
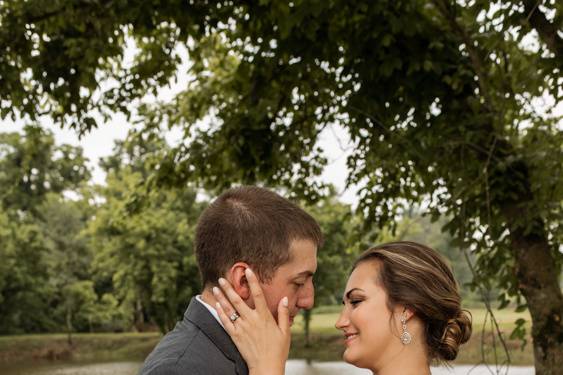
[400, 314, 412, 345]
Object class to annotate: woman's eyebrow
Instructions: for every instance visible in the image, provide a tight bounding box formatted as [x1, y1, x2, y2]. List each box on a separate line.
[342, 287, 364, 302]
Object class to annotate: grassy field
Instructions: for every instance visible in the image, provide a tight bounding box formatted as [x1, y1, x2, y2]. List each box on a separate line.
[0, 307, 534, 366]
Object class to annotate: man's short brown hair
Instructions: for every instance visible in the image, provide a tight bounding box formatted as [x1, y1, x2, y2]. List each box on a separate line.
[195, 186, 323, 286]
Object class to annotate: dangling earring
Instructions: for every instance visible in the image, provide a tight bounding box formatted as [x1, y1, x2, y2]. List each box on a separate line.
[400, 313, 412, 345]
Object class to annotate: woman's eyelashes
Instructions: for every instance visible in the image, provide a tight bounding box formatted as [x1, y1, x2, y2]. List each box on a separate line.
[343, 295, 364, 307]
[350, 299, 363, 307]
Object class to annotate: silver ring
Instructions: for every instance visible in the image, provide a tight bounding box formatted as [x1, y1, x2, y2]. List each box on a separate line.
[229, 312, 240, 322]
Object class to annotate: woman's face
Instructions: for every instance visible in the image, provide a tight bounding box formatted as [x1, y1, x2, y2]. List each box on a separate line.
[335, 260, 402, 370]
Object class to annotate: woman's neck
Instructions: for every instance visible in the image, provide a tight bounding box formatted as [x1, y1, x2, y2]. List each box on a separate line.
[370, 342, 431, 375]
[374, 359, 431, 375]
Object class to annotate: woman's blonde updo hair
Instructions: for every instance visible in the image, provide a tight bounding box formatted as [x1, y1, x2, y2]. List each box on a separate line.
[353, 241, 472, 362]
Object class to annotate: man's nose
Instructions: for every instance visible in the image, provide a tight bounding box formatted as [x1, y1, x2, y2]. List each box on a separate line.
[296, 279, 315, 310]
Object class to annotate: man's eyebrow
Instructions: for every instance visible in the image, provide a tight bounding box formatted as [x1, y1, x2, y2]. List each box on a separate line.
[342, 288, 363, 302]
[294, 271, 314, 278]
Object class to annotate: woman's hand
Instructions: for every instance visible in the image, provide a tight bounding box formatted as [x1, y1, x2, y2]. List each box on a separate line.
[213, 268, 290, 375]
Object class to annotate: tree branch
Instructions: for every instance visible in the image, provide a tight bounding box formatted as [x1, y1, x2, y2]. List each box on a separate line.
[431, 0, 493, 108]
[522, 0, 563, 62]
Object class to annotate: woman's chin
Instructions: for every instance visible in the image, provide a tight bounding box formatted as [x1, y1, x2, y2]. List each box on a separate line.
[342, 350, 358, 366]
[343, 350, 371, 370]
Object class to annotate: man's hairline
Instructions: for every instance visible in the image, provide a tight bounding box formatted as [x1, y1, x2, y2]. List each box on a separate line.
[200, 236, 319, 286]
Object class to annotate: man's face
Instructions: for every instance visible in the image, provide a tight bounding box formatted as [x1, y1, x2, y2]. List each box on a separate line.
[254, 239, 317, 325]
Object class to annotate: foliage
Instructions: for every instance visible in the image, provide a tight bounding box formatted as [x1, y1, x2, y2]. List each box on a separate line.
[0, 128, 207, 334]
[38, 193, 124, 335]
[0, 211, 54, 333]
[0, 126, 91, 334]
[0, 0, 204, 132]
[0, 126, 90, 213]
[87, 131, 204, 333]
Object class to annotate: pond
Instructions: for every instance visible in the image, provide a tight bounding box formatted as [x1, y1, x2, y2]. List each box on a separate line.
[0, 360, 534, 375]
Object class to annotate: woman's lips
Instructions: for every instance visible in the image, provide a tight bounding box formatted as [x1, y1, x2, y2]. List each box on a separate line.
[344, 333, 358, 345]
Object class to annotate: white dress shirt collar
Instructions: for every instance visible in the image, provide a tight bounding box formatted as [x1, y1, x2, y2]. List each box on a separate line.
[195, 294, 224, 328]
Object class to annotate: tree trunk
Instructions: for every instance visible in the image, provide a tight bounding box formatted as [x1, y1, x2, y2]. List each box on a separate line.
[303, 309, 312, 348]
[66, 306, 73, 346]
[503, 207, 562, 375]
[134, 298, 144, 332]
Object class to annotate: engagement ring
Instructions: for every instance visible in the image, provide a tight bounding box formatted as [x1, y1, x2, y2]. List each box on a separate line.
[229, 312, 240, 322]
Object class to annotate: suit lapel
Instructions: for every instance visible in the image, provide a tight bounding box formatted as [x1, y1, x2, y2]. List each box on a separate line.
[184, 298, 249, 375]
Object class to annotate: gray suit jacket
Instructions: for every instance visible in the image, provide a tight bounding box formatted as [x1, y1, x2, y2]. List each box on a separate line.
[139, 298, 249, 375]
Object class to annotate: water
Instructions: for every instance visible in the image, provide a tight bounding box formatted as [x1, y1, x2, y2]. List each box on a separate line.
[0, 360, 534, 375]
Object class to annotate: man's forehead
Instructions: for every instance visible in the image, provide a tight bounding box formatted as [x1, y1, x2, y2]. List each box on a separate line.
[291, 257, 317, 275]
[294, 270, 315, 278]
[275, 238, 317, 276]
[275, 257, 317, 279]
[288, 238, 317, 255]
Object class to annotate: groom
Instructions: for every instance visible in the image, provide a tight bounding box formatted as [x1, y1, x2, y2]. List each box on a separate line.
[139, 186, 322, 375]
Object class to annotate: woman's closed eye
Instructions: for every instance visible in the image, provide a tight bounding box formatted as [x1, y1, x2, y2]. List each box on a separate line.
[341, 298, 363, 307]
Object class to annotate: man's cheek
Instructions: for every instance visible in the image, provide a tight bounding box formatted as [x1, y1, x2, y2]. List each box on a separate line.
[264, 296, 278, 315]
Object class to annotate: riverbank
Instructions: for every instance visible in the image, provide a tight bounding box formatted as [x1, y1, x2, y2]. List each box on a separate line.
[0, 307, 533, 366]
[0, 332, 158, 363]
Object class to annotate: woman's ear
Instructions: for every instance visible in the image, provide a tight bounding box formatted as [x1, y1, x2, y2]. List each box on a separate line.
[227, 262, 251, 300]
[397, 306, 415, 322]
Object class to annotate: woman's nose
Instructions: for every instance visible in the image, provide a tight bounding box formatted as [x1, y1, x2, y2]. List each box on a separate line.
[335, 308, 349, 329]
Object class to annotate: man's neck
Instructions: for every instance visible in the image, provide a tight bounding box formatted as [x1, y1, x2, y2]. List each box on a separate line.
[200, 287, 219, 309]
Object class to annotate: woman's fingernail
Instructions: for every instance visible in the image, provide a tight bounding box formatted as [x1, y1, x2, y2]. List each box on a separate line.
[212, 286, 219, 295]
[218, 278, 226, 286]
[216, 302, 221, 310]
[245, 268, 253, 276]
[282, 296, 288, 307]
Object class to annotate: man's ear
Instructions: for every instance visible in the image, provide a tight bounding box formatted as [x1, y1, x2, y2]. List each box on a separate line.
[227, 262, 251, 300]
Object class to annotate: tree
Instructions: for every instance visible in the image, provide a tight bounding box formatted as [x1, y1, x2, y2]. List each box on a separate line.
[59, 280, 98, 344]
[88, 131, 204, 333]
[0, 207, 54, 333]
[40, 193, 103, 339]
[0, 126, 91, 333]
[0, 126, 90, 213]
[2, 1, 561, 373]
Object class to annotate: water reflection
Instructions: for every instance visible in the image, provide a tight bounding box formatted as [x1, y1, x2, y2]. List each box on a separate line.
[0, 360, 534, 375]
[0, 361, 141, 375]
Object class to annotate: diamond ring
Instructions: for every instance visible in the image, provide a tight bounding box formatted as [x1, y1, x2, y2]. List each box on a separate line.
[229, 312, 240, 322]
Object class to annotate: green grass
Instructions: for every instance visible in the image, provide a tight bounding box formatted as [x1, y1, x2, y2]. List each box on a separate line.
[0, 307, 534, 366]
[0, 332, 161, 363]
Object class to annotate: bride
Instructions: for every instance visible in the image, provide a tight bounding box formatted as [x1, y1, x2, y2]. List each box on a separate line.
[213, 241, 472, 375]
